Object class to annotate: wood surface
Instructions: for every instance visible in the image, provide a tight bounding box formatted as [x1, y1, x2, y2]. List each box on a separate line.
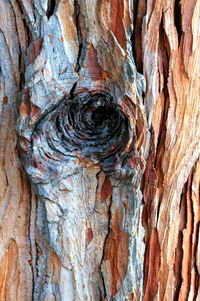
[0, 0, 199, 300]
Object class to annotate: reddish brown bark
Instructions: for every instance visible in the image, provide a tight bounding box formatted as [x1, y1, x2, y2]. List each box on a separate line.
[0, 0, 199, 300]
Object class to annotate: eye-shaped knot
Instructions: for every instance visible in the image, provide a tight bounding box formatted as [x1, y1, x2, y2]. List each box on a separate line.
[28, 91, 135, 181]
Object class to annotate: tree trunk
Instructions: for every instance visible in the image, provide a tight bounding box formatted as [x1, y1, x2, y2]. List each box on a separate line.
[0, 0, 199, 300]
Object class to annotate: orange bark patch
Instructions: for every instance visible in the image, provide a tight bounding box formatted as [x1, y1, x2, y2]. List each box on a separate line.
[125, 292, 135, 300]
[0, 239, 20, 300]
[100, 176, 113, 202]
[86, 227, 93, 245]
[28, 38, 43, 64]
[19, 101, 29, 117]
[108, 0, 126, 49]
[19, 87, 41, 122]
[30, 105, 42, 123]
[129, 157, 145, 170]
[87, 44, 104, 81]
[3, 96, 8, 104]
[143, 229, 161, 301]
[19, 100, 41, 123]
[19, 88, 31, 117]
[104, 211, 128, 296]
[50, 251, 61, 286]
[101, 0, 131, 49]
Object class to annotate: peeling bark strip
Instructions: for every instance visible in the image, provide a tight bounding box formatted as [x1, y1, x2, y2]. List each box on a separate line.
[17, 0, 147, 300]
[140, 0, 200, 300]
[103, 211, 129, 296]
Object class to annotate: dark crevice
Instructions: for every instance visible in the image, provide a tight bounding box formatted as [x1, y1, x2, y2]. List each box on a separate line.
[75, 42, 84, 72]
[69, 82, 77, 98]
[19, 53, 25, 91]
[99, 194, 113, 299]
[95, 170, 102, 207]
[193, 222, 200, 299]
[173, 183, 187, 300]
[131, 1, 140, 71]
[143, 230, 151, 297]
[74, 0, 85, 73]
[174, 0, 182, 45]
[132, 1, 147, 73]
[173, 232, 183, 301]
[69, 1, 86, 98]
[185, 174, 194, 301]
[28, 190, 36, 301]
[46, 0, 56, 19]
[99, 271, 106, 300]
[173, 179, 191, 301]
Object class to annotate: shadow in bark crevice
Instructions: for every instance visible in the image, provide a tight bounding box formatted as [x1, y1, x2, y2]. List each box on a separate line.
[174, 0, 182, 46]
[46, 0, 56, 19]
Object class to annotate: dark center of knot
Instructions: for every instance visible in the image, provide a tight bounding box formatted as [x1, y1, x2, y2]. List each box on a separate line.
[91, 106, 116, 126]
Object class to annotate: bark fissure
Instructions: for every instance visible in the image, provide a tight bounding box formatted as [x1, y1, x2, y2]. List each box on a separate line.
[100, 194, 113, 298]
[46, 0, 56, 19]
[174, 0, 182, 45]
[173, 232, 184, 301]
[74, 0, 85, 74]
[69, 1, 85, 98]
[27, 191, 35, 301]
[132, 0, 147, 73]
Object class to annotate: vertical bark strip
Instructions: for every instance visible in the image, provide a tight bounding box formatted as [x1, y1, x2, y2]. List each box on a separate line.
[137, 0, 200, 300]
[17, 0, 147, 300]
[0, 1, 33, 300]
[0, 0, 199, 300]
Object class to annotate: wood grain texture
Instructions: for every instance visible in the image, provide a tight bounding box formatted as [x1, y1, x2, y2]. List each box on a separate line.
[138, 0, 200, 300]
[0, 0, 199, 300]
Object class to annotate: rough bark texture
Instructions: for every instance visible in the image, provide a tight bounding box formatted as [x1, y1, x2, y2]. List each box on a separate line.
[0, 1, 199, 301]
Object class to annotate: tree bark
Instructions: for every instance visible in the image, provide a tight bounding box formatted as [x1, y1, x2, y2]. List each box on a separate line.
[0, 1, 199, 301]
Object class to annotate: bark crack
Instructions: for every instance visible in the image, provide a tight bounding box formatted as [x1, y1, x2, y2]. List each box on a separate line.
[28, 190, 36, 300]
[74, 0, 85, 73]
[70, 0, 85, 97]
[46, 0, 56, 19]
[100, 194, 113, 299]
[174, 0, 182, 46]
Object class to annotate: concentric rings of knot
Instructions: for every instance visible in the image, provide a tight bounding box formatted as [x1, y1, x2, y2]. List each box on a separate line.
[31, 91, 132, 172]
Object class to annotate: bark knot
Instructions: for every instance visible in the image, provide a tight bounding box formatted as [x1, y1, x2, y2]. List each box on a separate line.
[23, 91, 139, 182]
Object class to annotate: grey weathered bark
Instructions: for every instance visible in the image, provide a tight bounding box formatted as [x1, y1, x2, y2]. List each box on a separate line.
[0, 1, 199, 301]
